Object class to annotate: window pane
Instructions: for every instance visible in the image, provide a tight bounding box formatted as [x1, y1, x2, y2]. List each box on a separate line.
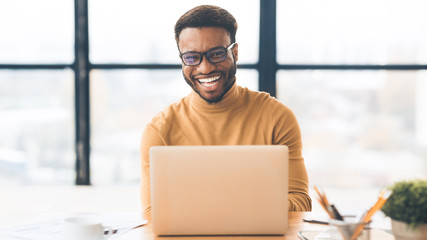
[277, 70, 427, 187]
[90, 69, 258, 184]
[277, 0, 427, 64]
[89, 0, 259, 64]
[0, 70, 75, 186]
[0, 0, 74, 64]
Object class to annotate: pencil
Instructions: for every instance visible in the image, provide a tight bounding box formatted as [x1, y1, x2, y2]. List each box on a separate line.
[313, 186, 334, 218]
[350, 190, 392, 240]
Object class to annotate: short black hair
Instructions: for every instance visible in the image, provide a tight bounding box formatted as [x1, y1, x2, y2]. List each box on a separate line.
[174, 5, 238, 44]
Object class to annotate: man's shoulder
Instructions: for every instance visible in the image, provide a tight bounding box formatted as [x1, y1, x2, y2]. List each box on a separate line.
[238, 86, 299, 130]
[239, 86, 289, 110]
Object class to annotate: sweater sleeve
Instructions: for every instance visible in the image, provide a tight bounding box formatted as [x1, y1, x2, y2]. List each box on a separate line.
[273, 104, 312, 212]
[140, 124, 166, 213]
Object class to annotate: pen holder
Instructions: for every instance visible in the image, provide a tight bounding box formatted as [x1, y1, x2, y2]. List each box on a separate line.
[315, 218, 370, 240]
[330, 219, 370, 240]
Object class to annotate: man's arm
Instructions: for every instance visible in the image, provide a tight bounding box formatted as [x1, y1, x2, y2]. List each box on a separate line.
[140, 124, 165, 213]
[287, 157, 312, 211]
[273, 104, 312, 211]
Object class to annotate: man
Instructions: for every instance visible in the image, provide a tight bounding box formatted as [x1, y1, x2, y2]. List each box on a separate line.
[140, 5, 311, 212]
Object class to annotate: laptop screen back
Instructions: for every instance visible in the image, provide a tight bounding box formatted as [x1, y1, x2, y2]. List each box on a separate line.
[150, 145, 289, 235]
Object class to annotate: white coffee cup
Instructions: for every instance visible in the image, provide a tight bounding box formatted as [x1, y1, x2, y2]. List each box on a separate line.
[62, 215, 112, 240]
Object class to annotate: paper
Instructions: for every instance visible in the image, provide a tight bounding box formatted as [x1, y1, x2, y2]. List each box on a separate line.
[3, 218, 62, 240]
[1, 212, 147, 240]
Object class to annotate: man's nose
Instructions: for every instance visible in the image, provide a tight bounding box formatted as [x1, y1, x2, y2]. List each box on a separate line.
[196, 57, 215, 74]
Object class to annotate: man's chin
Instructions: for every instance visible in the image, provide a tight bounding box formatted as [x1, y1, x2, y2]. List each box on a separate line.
[199, 92, 224, 104]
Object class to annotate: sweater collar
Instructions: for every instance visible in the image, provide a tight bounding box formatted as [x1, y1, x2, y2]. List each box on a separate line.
[190, 82, 241, 112]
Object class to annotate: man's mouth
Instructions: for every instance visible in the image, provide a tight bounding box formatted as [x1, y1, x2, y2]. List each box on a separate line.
[197, 75, 221, 87]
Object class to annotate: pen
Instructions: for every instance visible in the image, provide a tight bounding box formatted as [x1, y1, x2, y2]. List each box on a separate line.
[330, 204, 344, 221]
[303, 218, 329, 225]
[313, 186, 338, 219]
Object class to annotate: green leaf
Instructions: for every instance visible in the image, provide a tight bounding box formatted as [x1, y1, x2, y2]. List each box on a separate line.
[381, 179, 427, 229]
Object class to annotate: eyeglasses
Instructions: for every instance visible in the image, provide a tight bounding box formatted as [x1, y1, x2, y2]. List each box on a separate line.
[179, 43, 236, 66]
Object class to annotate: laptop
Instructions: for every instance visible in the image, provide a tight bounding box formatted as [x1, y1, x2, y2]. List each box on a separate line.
[149, 145, 289, 236]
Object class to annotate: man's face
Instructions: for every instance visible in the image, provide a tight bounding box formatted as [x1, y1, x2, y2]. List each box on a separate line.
[178, 27, 238, 103]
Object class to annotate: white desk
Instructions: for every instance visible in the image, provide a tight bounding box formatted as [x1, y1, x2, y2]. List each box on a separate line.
[0, 186, 141, 228]
[0, 186, 393, 240]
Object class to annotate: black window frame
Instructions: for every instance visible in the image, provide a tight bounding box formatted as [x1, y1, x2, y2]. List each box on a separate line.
[0, 0, 426, 185]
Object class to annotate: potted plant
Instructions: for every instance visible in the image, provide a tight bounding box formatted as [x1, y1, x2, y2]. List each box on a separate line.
[381, 179, 427, 240]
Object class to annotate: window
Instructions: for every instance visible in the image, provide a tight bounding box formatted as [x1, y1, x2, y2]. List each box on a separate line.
[0, 0, 259, 185]
[0, 0, 74, 186]
[277, 70, 427, 187]
[277, 0, 427, 187]
[89, 0, 259, 64]
[277, 0, 427, 65]
[0, 70, 74, 186]
[1, 0, 425, 187]
[0, 0, 74, 64]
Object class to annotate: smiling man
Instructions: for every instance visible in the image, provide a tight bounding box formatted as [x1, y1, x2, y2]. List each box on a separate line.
[179, 27, 237, 103]
[140, 5, 312, 212]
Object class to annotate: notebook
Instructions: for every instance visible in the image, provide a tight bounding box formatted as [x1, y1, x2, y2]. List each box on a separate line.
[149, 145, 289, 236]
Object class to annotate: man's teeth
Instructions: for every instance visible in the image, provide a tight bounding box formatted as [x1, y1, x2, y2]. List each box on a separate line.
[198, 76, 220, 83]
[198, 76, 220, 87]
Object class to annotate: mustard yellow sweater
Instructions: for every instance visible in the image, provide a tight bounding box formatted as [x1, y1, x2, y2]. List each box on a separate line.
[140, 83, 312, 212]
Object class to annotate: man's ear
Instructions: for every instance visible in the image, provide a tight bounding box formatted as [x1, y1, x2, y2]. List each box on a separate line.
[232, 43, 238, 62]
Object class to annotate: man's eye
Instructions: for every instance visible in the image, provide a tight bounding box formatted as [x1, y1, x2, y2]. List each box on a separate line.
[185, 55, 200, 60]
[209, 50, 225, 58]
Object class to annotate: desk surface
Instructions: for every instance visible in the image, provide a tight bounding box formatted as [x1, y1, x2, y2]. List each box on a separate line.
[0, 186, 393, 240]
[119, 212, 312, 240]
[0, 211, 395, 240]
[118, 212, 393, 240]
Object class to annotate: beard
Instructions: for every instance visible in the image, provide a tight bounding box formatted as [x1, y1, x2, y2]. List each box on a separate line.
[183, 60, 237, 104]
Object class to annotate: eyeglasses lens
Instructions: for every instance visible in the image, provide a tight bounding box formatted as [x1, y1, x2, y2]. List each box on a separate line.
[182, 53, 201, 66]
[206, 49, 226, 63]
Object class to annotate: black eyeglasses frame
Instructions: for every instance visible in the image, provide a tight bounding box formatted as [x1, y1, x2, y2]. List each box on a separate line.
[179, 42, 236, 66]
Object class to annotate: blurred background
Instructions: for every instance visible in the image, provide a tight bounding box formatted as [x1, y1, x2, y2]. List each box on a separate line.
[0, 0, 426, 192]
